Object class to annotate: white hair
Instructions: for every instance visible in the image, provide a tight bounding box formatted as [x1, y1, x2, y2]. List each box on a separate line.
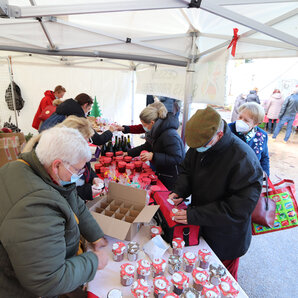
[35, 126, 91, 167]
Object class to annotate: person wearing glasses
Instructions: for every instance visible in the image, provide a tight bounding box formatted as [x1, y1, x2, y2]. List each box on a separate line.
[0, 126, 109, 297]
[39, 93, 116, 146]
[24, 116, 103, 201]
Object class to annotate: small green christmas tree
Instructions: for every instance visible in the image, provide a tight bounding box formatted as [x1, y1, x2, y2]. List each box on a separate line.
[90, 96, 102, 117]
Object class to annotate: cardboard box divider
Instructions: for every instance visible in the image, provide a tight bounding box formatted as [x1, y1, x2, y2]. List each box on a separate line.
[90, 182, 159, 240]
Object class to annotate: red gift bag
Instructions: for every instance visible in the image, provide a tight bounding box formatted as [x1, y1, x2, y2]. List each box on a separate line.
[151, 191, 200, 246]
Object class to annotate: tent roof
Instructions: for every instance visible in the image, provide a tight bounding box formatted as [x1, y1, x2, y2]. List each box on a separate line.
[1, 0, 297, 68]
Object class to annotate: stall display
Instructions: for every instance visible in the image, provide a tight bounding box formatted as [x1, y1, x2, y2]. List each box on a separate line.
[171, 271, 189, 295]
[172, 238, 185, 257]
[151, 258, 167, 278]
[209, 263, 226, 286]
[112, 242, 126, 262]
[198, 249, 212, 269]
[153, 276, 170, 298]
[120, 263, 135, 286]
[181, 288, 200, 298]
[150, 226, 162, 238]
[136, 259, 151, 280]
[127, 241, 140, 262]
[131, 279, 150, 297]
[182, 251, 197, 273]
[167, 255, 182, 275]
[107, 289, 123, 298]
[192, 267, 209, 292]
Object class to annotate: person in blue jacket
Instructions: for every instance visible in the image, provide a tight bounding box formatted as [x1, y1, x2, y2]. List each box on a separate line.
[229, 102, 270, 176]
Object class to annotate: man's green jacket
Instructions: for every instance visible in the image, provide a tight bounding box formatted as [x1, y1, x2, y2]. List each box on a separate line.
[0, 150, 104, 297]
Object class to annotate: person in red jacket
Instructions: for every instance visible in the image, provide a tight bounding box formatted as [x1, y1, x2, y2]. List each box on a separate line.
[32, 85, 66, 130]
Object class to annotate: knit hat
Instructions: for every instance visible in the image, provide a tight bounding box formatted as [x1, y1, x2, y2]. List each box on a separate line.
[185, 106, 221, 148]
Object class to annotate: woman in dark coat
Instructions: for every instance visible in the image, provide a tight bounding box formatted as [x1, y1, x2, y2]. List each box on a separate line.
[40, 93, 115, 146]
[127, 102, 185, 190]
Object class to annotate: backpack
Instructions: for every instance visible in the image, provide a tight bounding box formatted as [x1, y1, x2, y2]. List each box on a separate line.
[5, 81, 25, 114]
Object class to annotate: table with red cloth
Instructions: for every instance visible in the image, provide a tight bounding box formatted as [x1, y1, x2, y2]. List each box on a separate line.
[86, 225, 248, 298]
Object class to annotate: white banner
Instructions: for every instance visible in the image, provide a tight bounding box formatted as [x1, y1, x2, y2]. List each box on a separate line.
[136, 66, 186, 100]
[192, 49, 228, 105]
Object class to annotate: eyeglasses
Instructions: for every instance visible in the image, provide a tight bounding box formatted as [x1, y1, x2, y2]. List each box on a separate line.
[63, 162, 85, 176]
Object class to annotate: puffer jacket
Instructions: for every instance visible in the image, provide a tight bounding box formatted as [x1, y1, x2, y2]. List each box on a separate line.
[0, 150, 104, 298]
[128, 113, 185, 190]
[231, 94, 246, 122]
[246, 90, 260, 104]
[279, 93, 298, 119]
[32, 90, 55, 130]
[266, 93, 284, 119]
[173, 122, 263, 260]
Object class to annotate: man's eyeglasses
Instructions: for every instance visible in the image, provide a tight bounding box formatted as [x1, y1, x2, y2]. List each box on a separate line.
[63, 163, 85, 176]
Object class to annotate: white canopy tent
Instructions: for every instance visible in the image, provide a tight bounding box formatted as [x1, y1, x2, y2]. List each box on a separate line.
[0, 0, 297, 135]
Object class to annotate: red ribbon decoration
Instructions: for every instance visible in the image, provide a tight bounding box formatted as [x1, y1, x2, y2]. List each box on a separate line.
[227, 28, 239, 57]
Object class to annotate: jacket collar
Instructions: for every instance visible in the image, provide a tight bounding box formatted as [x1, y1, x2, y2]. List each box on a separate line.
[19, 150, 76, 197]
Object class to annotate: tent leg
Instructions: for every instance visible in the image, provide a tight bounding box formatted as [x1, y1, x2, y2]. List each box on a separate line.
[181, 32, 198, 143]
[131, 69, 136, 125]
[7, 56, 19, 128]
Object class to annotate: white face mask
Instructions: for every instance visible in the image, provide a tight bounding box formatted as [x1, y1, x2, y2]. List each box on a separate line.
[235, 120, 250, 133]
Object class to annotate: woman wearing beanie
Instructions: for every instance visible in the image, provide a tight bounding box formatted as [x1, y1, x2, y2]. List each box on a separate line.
[126, 102, 185, 190]
[265, 89, 284, 134]
[229, 102, 270, 176]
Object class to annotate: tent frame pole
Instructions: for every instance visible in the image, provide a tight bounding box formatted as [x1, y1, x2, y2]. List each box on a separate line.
[181, 32, 198, 143]
[7, 56, 19, 128]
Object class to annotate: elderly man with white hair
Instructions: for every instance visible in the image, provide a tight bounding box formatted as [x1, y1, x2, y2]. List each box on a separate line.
[0, 126, 108, 298]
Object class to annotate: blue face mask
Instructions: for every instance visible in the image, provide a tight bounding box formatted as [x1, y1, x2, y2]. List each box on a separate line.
[196, 145, 211, 153]
[58, 163, 83, 186]
[142, 125, 150, 132]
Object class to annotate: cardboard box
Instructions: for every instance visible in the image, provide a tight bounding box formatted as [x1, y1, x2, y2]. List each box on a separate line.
[90, 182, 160, 241]
[0, 132, 26, 168]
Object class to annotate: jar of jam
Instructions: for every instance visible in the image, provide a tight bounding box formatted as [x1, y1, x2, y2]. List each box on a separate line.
[150, 226, 162, 238]
[201, 282, 220, 298]
[131, 279, 150, 297]
[103, 157, 112, 167]
[149, 174, 158, 185]
[142, 177, 151, 190]
[219, 276, 239, 297]
[182, 251, 197, 273]
[115, 156, 124, 167]
[163, 294, 179, 298]
[198, 249, 212, 269]
[192, 267, 209, 292]
[118, 161, 126, 174]
[136, 259, 151, 280]
[152, 258, 167, 278]
[180, 288, 200, 298]
[172, 238, 185, 257]
[126, 163, 135, 176]
[153, 276, 170, 298]
[127, 241, 140, 262]
[115, 151, 123, 156]
[112, 241, 126, 262]
[171, 271, 189, 296]
[106, 152, 114, 158]
[107, 289, 123, 298]
[124, 155, 132, 163]
[120, 263, 135, 286]
[94, 162, 102, 174]
[209, 263, 226, 286]
[168, 255, 182, 275]
[134, 161, 143, 173]
[100, 167, 108, 178]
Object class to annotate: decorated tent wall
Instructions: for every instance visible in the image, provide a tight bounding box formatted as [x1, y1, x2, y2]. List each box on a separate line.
[0, 56, 132, 134]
